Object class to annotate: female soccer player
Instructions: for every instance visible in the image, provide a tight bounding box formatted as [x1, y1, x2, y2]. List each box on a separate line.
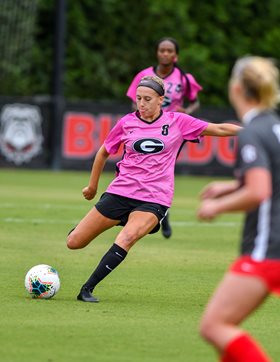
[198, 56, 280, 361]
[67, 75, 240, 303]
[127, 37, 203, 238]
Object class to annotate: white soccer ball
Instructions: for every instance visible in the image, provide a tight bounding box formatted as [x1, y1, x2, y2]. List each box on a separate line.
[24, 264, 60, 299]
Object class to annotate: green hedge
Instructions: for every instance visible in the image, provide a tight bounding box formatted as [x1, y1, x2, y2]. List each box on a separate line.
[1, 0, 280, 106]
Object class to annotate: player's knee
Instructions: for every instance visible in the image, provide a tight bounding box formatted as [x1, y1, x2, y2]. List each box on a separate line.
[199, 316, 218, 344]
[67, 232, 83, 249]
[116, 229, 138, 250]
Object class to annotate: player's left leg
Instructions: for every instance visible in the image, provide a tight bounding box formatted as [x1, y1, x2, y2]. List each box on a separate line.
[199, 272, 271, 361]
[77, 211, 158, 302]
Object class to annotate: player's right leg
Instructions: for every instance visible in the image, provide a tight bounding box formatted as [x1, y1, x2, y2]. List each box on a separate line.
[199, 272, 270, 361]
[67, 206, 120, 249]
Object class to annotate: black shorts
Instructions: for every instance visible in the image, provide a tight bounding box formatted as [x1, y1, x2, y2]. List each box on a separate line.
[95, 192, 168, 234]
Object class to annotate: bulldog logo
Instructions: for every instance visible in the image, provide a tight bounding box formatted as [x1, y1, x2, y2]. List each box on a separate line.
[0, 104, 44, 165]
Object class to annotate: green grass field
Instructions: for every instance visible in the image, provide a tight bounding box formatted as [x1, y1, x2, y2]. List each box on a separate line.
[0, 169, 279, 362]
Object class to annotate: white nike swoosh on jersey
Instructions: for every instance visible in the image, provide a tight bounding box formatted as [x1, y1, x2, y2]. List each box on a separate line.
[106, 265, 113, 271]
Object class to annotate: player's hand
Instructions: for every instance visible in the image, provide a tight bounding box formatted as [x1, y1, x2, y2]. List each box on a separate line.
[200, 182, 232, 200]
[197, 200, 218, 221]
[82, 186, 97, 200]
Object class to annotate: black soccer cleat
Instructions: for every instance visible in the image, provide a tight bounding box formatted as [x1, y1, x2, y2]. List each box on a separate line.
[77, 286, 99, 303]
[161, 214, 172, 239]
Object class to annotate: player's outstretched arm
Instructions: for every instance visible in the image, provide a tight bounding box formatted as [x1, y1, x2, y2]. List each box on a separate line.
[82, 145, 110, 200]
[201, 122, 241, 137]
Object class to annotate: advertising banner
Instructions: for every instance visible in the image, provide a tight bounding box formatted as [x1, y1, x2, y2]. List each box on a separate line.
[0, 97, 239, 176]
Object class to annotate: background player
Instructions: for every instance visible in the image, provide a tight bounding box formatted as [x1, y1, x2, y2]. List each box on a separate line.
[127, 37, 202, 238]
[198, 56, 280, 362]
[67, 75, 240, 303]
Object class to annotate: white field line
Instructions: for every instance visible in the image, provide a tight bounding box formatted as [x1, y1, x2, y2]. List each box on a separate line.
[0, 217, 239, 227]
[1, 217, 79, 224]
[0, 202, 87, 210]
[173, 221, 239, 227]
[0, 203, 226, 218]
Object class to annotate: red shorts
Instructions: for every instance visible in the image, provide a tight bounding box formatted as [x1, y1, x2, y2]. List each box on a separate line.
[230, 255, 280, 296]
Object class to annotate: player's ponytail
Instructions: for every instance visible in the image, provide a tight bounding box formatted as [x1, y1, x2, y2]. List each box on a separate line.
[174, 63, 191, 99]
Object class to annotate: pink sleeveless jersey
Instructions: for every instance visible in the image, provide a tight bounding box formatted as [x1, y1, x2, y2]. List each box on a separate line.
[104, 111, 208, 207]
[126, 66, 202, 111]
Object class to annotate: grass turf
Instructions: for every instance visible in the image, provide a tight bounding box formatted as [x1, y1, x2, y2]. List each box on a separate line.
[0, 169, 279, 361]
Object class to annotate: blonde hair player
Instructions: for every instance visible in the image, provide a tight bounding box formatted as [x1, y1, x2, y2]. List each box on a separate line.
[198, 56, 280, 361]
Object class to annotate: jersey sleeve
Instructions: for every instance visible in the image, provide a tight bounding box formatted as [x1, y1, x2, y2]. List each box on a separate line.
[185, 73, 203, 102]
[236, 129, 270, 175]
[126, 70, 146, 102]
[103, 119, 124, 154]
[175, 113, 208, 141]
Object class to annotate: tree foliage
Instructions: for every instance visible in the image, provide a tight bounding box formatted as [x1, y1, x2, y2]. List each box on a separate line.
[1, 0, 280, 106]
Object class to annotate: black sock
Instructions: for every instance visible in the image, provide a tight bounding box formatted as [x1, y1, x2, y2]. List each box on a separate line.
[83, 244, 127, 291]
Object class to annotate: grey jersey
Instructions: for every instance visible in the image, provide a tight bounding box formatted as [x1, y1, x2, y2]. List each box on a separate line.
[234, 111, 280, 260]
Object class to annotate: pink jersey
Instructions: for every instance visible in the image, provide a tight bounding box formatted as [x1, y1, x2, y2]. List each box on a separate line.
[104, 111, 208, 207]
[126, 66, 202, 111]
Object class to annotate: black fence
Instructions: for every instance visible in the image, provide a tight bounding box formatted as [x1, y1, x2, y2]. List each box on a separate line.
[0, 96, 239, 176]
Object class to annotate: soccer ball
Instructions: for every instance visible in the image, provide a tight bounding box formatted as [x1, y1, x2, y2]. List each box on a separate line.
[24, 264, 60, 299]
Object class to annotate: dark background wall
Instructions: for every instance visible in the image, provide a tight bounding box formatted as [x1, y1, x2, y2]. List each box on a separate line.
[0, 97, 238, 175]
